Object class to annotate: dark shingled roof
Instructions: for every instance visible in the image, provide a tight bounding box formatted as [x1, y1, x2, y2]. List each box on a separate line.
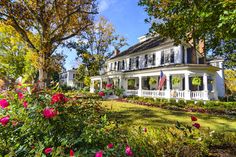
[110, 36, 173, 60]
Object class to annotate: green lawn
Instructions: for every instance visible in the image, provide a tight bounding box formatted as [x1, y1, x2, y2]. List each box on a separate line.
[102, 101, 236, 132]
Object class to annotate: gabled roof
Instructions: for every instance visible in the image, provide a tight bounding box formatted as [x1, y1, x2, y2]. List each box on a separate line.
[110, 36, 173, 60]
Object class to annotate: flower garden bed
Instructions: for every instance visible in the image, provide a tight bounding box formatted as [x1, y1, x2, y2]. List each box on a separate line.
[115, 96, 236, 116]
[0, 84, 236, 156]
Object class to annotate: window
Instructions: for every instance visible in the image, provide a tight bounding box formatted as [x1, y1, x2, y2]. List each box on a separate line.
[110, 63, 113, 71]
[136, 56, 139, 69]
[114, 62, 117, 71]
[144, 54, 148, 67]
[122, 60, 125, 70]
[118, 61, 120, 71]
[152, 53, 156, 65]
[170, 49, 174, 63]
[164, 51, 170, 64]
[129, 58, 132, 70]
[161, 51, 164, 64]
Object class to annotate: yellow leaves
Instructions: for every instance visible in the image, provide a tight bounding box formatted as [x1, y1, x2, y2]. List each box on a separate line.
[225, 70, 236, 94]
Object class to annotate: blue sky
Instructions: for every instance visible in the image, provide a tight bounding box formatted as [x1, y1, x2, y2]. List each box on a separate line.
[64, 0, 150, 70]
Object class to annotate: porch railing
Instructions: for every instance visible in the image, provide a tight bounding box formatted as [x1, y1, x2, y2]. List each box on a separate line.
[126, 90, 138, 96]
[190, 91, 203, 100]
[171, 90, 185, 99]
[142, 90, 165, 98]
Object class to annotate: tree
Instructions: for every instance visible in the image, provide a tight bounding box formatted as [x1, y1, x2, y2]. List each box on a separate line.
[139, 0, 236, 67]
[225, 69, 236, 95]
[0, 0, 97, 87]
[0, 23, 29, 83]
[68, 16, 127, 77]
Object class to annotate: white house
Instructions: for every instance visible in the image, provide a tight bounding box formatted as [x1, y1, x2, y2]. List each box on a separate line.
[90, 36, 225, 100]
[60, 68, 84, 88]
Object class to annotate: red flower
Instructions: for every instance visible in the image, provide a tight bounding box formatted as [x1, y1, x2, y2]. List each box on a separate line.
[18, 92, 24, 100]
[193, 123, 200, 129]
[70, 149, 74, 156]
[143, 128, 147, 132]
[98, 91, 105, 97]
[44, 147, 53, 154]
[95, 150, 103, 157]
[51, 93, 67, 104]
[106, 84, 113, 88]
[0, 116, 10, 126]
[0, 99, 9, 109]
[107, 143, 114, 149]
[125, 145, 133, 156]
[191, 116, 197, 121]
[43, 108, 57, 119]
[23, 101, 28, 108]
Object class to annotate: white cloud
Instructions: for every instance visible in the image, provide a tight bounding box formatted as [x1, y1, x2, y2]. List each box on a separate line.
[98, 0, 117, 13]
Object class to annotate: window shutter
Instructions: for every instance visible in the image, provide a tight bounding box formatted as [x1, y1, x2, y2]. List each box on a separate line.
[152, 53, 156, 65]
[170, 49, 174, 63]
[161, 51, 164, 64]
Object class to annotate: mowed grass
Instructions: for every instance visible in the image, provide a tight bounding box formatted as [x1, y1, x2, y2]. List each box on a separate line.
[102, 101, 236, 132]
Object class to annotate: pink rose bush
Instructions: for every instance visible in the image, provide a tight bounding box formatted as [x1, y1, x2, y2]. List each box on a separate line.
[95, 150, 103, 157]
[44, 147, 53, 154]
[0, 99, 9, 109]
[106, 84, 113, 88]
[98, 91, 105, 97]
[0, 115, 10, 126]
[125, 145, 134, 156]
[43, 107, 57, 119]
[51, 93, 67, 104]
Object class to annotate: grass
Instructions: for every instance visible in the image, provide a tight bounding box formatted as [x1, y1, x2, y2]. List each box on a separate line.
[102, 100, 236, 132]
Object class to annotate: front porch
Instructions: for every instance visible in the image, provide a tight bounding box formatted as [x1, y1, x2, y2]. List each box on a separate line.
[90, 64, 219, 101]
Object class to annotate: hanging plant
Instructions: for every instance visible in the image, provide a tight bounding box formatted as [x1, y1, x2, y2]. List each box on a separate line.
[128, 79, 135, 87]
[149, 77, 157, 86]
[192, 76, 201, 86]
[172, 76, 181, 86]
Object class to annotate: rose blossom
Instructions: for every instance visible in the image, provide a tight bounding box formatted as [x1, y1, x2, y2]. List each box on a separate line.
[43, 108, 57, 119]
[70, 149, 74, 156]
[0, 116, 10, 126]
[23, 101, 28, 108]
[44, 147, 53, 154]
[0, 99, 9, 109]
[191, 116, 197, 121]
[125, 145, 133, 156]
[18, 92, 24, 100]
[107, 143, 114, 149]
[193, 123, 200, 129]
[95, 150, 103, 157]
[98, 91, 105, 97]
[106, 84, 113, 88]
[51, 93, 67, 104]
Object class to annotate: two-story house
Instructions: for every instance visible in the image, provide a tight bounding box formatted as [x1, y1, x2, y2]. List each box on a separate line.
[90, 36, 225, 100]
[60, 68, 84, 88]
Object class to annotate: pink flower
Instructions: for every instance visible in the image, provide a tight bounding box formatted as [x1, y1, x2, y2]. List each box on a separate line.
[95, 150, 103, 157]
[106, 84, 113, 88]
[125, 145, 133, 156]
[107, 143, 114, 149]
[23, 101, 28, 108]
[191, 116, 197, 121]
[18, 92, 24, 100]
[0, 116, 10, 126]
[98, 91, 105, 97]
[193, 123, 200, 129]
[51, 93, 67, 104]
[0, 99, 9, 109]
[143, 128, 147, 132]
[44, 147, 53, 154]
[70, 149, 74, 156]
[43, 108, 57, 119]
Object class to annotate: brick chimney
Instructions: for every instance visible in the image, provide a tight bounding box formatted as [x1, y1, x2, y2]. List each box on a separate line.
[114, 48, 120, 56]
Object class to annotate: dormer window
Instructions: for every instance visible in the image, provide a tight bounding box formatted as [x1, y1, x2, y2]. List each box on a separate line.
[136, 56, 139, 69]
[164, 50, 170, 64]
[144, 54, 148, 67]
[129, 58, 132, 70]
[122, 60, 125, 70]
[152, 53, 156, 65]
[170, 49, 174, 63]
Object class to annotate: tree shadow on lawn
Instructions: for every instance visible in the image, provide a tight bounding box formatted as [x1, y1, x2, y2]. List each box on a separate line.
[104, 103, 236, 132]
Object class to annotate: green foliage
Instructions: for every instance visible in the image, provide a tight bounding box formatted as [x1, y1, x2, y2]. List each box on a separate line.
[192, 76, 201, 86]
[84, 76, 91, 87]
[139, 0, 236, 68]
[128, 79, 135, 89]
[149, 77, 157, 86]
[172, 76, 181, 86]
[114, 87, 125, 97]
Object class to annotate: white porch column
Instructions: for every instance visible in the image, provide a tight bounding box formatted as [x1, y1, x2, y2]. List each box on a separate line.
[90, 80, 95, 93]
[184, 73, 191, 100]
[138, 76, 142, 96]
[203, 73, 209, 100]
[165, 74, 171, 98]
[119, 76, 122, 88]
[100, 79, 103, 90]
[212, 75, 218, 100]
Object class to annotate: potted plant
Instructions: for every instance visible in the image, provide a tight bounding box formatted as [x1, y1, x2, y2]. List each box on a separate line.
[172, 76, 181, 86]
[149, 77, 157, 86]
[192, 76, 201, 86]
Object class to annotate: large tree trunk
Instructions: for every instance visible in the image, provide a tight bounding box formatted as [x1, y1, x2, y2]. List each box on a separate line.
[38, 68, 47, 88]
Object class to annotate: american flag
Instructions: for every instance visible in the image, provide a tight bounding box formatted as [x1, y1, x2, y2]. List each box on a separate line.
[158, 71, 166, 90]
